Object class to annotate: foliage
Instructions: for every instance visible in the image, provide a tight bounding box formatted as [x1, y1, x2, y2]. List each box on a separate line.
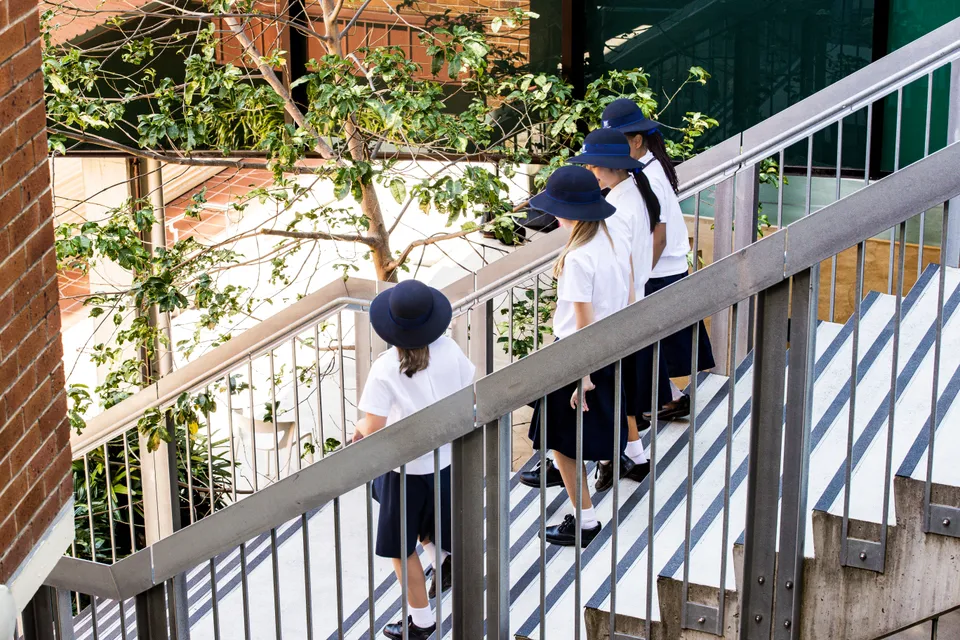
[495, 279, 557, 359]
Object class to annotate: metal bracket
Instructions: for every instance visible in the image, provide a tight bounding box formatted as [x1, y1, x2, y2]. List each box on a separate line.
[927, 504, 960, 538]
[842, 538, 885, 572]
[683, 602, 722, 635]
[613, 634, 647, 640]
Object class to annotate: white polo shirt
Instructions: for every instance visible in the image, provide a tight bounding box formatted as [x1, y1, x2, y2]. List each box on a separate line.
[358, 335, 476, 475]
[640, 152, 690, 278]
[604, 177, 655, 299]
[553, 230, 629, 340]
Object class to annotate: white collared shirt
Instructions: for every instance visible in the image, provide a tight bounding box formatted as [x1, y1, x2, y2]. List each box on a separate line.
[553, 230, 629, 340]
[358, 336, 476, 474]
[604, 176, 655, 298]
[639, 151, 690, 277]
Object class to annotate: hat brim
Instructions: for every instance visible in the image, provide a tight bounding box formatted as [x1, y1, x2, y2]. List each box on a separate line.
[567, 153, 643, 169]
[608, 119, 661, 134]
[369, 286, 452, 350]
[528, 190, 616, 221]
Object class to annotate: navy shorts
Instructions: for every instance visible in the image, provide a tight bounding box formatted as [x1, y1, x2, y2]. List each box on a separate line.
[372, 467, 452, 559]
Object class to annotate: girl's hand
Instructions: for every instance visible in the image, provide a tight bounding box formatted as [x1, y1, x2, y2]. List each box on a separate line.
[352, 430, 365, 443]
[570, 375, 595, 411]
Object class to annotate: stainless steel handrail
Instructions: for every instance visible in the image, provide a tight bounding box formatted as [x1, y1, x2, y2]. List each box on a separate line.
[48, 141, 960, 600]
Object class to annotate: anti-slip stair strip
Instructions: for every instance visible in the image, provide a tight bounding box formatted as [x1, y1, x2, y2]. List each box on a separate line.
[896, 355, 960, 479]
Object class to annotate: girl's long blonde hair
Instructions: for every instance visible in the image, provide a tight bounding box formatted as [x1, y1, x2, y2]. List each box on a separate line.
[553, 219, 614, 278]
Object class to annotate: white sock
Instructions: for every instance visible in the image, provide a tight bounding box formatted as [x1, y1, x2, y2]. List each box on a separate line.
[421, 542, 449, 568]
[410, 604, 434, 628]
[580, 507, 599, 529]
[625, 439, 648, 465]
[670, 380, 683, 401]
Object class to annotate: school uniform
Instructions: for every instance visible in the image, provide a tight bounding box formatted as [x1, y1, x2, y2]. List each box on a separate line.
[603, 177, 672, 417]
[361, 312, 475, 560]
[640, 152, 716, 376]
[527, 230, 629, 463]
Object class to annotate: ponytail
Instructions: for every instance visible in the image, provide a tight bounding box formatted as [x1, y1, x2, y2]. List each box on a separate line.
[643, 131, 679, 195]
[631, 169, 661, 232]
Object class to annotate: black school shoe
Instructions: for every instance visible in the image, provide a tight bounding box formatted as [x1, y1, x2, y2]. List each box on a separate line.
[643, 394, 691, 421]
[519, 458, 564, 488]
[383, 617, 437, 640]
[544, 514, 602, 547]
[427, 555, 452, 599]
[594, 454, 637, 492]
[624, 461, 651, 483]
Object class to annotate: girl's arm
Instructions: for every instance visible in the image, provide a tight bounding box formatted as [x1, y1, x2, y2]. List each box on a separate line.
[570, 302, 597, 410]
[652, 222, 667, 269]
[353, 413, 388, 442]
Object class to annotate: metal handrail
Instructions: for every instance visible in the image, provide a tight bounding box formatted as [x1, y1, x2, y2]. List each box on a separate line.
[70, 16, 960, 456]
[48, 141, 960, 600]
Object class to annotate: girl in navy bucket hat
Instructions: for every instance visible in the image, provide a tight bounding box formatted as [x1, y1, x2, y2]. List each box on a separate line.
[353, 280, 476, 639]
[524, 165, 632, 547]
[568, 129, 672, 492]
[603, 98, 716, 420]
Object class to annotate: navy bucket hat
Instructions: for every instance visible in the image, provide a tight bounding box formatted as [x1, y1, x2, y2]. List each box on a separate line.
[370, 280, 452, 350]
[567, 129, 643, 170]
[528, 165, 616, 222]
[601, 98, 661, 134]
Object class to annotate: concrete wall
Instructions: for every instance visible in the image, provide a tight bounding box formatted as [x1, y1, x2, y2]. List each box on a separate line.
[0, 0, 73, 615]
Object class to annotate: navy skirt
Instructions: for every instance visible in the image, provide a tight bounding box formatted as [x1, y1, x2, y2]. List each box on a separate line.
[528, 362, 628, 462]
[623, 346, 673, 418]
[645, 272, 716, 377]
[372, 467, 452, 559]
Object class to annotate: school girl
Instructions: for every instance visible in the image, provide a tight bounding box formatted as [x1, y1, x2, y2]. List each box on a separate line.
[525, 165, 631, 547]
[602, 98, 716, 420]
[566, 128, 672, 492]
[353, 280, 476, 640]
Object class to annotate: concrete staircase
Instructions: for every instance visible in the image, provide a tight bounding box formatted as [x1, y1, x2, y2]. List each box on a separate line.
[69, 266, 960, 640]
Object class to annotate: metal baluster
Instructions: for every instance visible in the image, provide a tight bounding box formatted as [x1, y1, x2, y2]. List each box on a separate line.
[804, 136, 813, 218]
[240, 543, 252, 640]
[291, 340, 303, 472]
[889, 88, 904, 295]
[338, 312, 348, 448]
[534, 275, 541, 354]
[931, 615, 939, 639]
[366, 482, 377, 640]
[609, 361, 622, 640]
[718, 303, 739, 629]
[487, 416, 510, 640]
[82, 455, 100, 640]
[681, 302, 703, 630]
[776, 150, 785, 229]
[880, 223, 908, 563]
[247, 359, 259, 492]
[574, 378, 584, 640]
[920, 72, 935, 278]
[334, 497, 345, 640]
[841, 242, 866, 567]
[646, 343, 660, 640]
[303, 510, 315, 640]
[400, 464, 409, 640]
[271, 526, 283, 640]
[123, 435, 136, 551]
[831, 119, 844, 322]
[269, 350, 281, 482]
[226, 375, 238, 503]
[185, 411, 195, 523]
[434, 448, 443, 634]
[315, 324, 327, 454]
[924, 207, 949, 530]
[508, 289, 515, 363]
[102, 443, 127, 640]
[539, 392, 547, 637]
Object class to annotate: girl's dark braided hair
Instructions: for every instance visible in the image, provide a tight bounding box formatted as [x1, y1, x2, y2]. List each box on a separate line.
[630, 168, 661, 232]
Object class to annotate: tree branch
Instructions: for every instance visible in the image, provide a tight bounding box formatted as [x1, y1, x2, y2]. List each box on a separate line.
[260, 228, 372, 244]
[222, 15, 340, 162]
[389, 228, 478, 271]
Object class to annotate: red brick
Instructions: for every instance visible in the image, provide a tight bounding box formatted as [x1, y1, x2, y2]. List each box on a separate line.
[38, 393, 65, 440]
[21, 11, 39, 42]
[14, 478, 43, 526]
[25, 219, 51, 265]
[42, 277, 60, 314]
[21, 165, 48, 207]
[0, 291, 11, 329]
[0, 515, 15, 555]
[3, 363, 35, 413]
[0, 412, 23, 460]
[6, 0, 38, 30]
[0, 21, 24, 66]
[31, 492, 61, 536]
[41, 246, 57, 283]
[22, 381, 51, 428]
[0, 471, 25, 515]
[47, 314, 62, 345]
[41, 449, 70, 497]
[36, 335, 62, 379]
[9, 47, 40, 99]
[0, 354, 16, 396]
[0, 526, 32, 583]
[0, 127, 15, 167]
[0, 460, 9, 490]
[12, 260, 42, 314]
[0, 248, 24, 295]
[0, 307, 29, 358]
[9, 200, 39, 249]
[9, 424, 40, 472]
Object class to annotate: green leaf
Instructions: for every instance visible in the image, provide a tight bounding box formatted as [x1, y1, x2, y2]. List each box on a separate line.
[389, 179, 406, 204]
[491, 17, 503, 33]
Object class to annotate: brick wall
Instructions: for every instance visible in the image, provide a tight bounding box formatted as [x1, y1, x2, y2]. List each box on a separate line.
[0, 0, 71, 584]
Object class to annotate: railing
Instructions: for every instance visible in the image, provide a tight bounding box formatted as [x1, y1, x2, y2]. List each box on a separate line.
[39, 17, 960, 640]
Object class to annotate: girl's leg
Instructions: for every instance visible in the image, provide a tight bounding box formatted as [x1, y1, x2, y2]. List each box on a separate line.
[553, 451, 592, 509]
[391, 553, 430, 609]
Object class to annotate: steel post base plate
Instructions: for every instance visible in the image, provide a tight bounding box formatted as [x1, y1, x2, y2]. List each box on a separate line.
[842, 538, 885, 572]
[928, 504, 960, 538]
[683, 602, 722, 635]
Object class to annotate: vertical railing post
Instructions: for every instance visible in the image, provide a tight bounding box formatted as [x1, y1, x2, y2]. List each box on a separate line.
[944, 60, 960, 268]
[735, 164, 760, 355]
[137, 584, 170, 640]
[711, 176, 735, 375]
[451, 428, 484, 640]
[774, 268, 818, 639]
[20, 586, 58, 640]
[485, 414, 511, 640]
[739, 279, 791, 640]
